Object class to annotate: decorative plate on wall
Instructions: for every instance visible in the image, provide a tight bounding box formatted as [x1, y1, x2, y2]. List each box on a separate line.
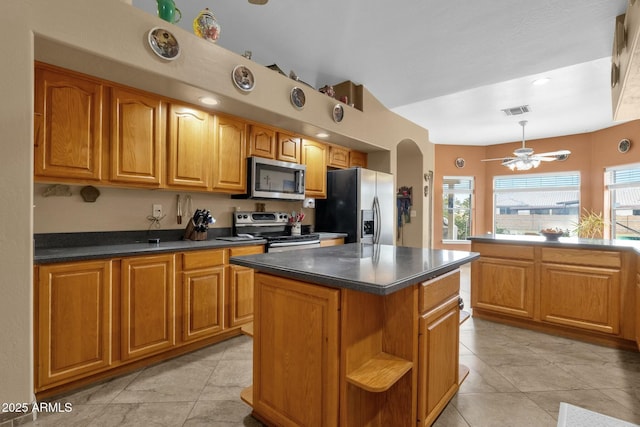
[148, 27, 180, 61]
[332, 104, 344, 123]
[618, 138, 631, 153]
[455, 157, 465, 168]
[232, 65, 255, 92]
[290, 87, 305, 110]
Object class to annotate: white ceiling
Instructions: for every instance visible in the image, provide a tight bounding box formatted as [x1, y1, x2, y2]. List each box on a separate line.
[133, 0, 628, 146]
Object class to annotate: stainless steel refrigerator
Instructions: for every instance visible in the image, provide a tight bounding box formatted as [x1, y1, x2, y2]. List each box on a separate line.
[315, 168, 394, 244]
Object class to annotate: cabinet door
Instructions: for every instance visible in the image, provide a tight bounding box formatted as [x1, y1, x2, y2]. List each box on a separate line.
[167, 104, 212, 189]
[301, 139, 328, 198]
[36, 260, 112, 390]
[417, 297, 459, 427]
[182, 266, 225, 342]
[253, 273, 339, 426]
[277, 132, 301, 163]
[540, 263, 620, 334]
[248, 125, 276, 159]
[328, 144, 349, 169]
[121, 254, 175, 361]
[228, 265, 255, 327]
[34, 66, 103, 181]
[349, 150, 368, 168]
[110, 87, 163, 186]
[212, 115, 247, 192]
[471, 256, 535, 319]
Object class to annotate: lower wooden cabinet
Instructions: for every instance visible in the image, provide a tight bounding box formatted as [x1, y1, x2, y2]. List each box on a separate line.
[121, 254, 176, 361]
[418, 296, 460, 426]
[181, 250, 226, 343]
[253, 273, 340, 426]
[540, 263, 620, 334]
[471, 256, 535, 319]
[36, 260, 112, 390]
[228, 245, 264, 327]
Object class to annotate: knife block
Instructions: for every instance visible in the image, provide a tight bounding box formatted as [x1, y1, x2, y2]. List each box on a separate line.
[183, 220, 207, 241]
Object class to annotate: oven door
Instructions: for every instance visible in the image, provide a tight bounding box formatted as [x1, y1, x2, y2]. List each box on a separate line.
[267, 240, 321, 253]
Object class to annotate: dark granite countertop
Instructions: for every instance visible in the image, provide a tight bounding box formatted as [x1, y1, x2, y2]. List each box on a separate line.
[468, 234, 640, 253]
[230, 243, 479, 295]
[34, 238, 267, 264]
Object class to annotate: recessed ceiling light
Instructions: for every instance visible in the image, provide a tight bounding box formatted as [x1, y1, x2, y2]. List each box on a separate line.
[532, 77, 551, 86]
[199, 96, 219, 106]
[316, 132, 329, 138]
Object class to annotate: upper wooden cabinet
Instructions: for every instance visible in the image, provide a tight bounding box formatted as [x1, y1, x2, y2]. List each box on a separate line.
[349, 150, 368, 168]
[34, 64, 104, 181]
[276, 132, 301, 163]
[110, 86, 163, 186]
[328, 144, 349, 169]
[302, 139, 328, 198]
[167, 104, 213, 190]
[212, 115, 247, 192]
[247, 125, 276, 159]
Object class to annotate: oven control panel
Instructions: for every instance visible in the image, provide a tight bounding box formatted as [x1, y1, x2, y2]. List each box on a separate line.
[234, 211, 290, 226]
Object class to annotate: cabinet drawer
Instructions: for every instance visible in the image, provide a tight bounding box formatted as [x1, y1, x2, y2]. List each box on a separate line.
[419, 269, 460, 314]
[229, 245, 264, 257]
[471, 243, 534, 260]
[183, 249, 226, 270]
[541, 248, 621, 268]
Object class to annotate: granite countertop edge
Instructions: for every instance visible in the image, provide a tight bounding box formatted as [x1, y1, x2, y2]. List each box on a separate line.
[468, 235, 640, 253]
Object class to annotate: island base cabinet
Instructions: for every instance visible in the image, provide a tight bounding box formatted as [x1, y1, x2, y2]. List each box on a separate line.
[540, 263, 620, 334]
[36, 260, 113, 391]
[253, 273, 340, 427]
[417, 296, 460, 426]
[121, 254, 176, 361]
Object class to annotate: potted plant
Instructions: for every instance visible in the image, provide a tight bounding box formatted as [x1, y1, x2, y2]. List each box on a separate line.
[573, 208, 606, 238]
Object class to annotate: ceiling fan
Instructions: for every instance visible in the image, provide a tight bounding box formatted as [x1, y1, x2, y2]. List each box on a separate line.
[481, 120, 571, 171]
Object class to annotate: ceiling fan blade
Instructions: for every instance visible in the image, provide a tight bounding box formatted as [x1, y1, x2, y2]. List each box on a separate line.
[534, 156, 563, 162]
[534, 150, 571, 157]
[481, 157, 516, 162]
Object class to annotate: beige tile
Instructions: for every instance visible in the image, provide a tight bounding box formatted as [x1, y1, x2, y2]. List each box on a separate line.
[432, 403, 470, 427]
[87, 402, 193, 427]
[208, 359, 253, 388]
[198, 385, 247, 402]
[220, 335, 253, 361]
[452, 392, 556, 427]
[557, 361, 640, 390]
[491, 363, 592, 392]
[17, 404, 108, 426]
[458, 355, 519, 393]
[182, 400, 262, 427]
[51, 370, 141, 405]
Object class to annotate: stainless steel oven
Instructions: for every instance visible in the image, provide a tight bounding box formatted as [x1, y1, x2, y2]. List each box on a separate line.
[233, 211, 320, 252]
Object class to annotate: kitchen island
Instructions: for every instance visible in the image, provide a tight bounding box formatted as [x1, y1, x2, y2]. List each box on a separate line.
[468, 235, 640, 352]
[230, 243, 479, 427]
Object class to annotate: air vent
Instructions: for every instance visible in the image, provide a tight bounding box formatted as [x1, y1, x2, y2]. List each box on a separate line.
[501, 105, 531, 116]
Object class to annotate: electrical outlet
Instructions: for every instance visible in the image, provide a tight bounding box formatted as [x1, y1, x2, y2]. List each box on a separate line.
[152, 204, 163, 219]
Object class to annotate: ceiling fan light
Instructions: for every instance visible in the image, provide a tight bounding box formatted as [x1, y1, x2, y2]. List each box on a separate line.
[531, 159, 541, 168]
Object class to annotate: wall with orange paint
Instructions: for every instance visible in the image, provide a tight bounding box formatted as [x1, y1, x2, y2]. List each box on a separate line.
[433, 120, 640, 249]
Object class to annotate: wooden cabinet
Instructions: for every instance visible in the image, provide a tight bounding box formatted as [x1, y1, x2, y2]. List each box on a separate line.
[472, 255, 535, 319]
[417, 270, 461, 426]
[349, 150, 368, 168]
[320, 237, 345, 247]
[36, 260, 112, 390]
[181, 250, 226, 343]
[276, 132, 301, 163]
[328, 144, 349, 169]
[636, 271, 640, 350]
[109, 86, 163, 186]
[253, 273, 340, 426]
[228, 245, 264, 327]
[248, 125, 276, 159]
[302, 139, 328, 198]
[212, 115, 247, 192]
[34, 64, 104, 181]
[167, 104, 212, 190]
[121, 254, 175, 361]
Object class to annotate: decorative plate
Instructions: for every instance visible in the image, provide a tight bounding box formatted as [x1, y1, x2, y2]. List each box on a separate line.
[455, 157, 465, 168]
[618, 138, 631, 153]
[232, 65, 255, 92]
[147, 27, 180, 61]
[332, 104, 344, 123]
[290, 87, 305, 110]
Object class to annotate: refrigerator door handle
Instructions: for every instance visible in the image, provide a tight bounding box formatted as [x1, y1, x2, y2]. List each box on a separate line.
[373, 196, 381, 244]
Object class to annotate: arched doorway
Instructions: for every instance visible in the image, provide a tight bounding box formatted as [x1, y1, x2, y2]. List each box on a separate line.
[396, 139, 427, 248]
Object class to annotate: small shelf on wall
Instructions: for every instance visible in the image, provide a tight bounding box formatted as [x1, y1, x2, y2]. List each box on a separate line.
[346, 352, 413, 392]
[240, 322, 254, 337]
[332, 80, 363, 112]
[240, 385, 253, 407]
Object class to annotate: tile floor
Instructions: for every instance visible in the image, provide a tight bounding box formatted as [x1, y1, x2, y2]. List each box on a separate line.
[15, 265, 640, 426]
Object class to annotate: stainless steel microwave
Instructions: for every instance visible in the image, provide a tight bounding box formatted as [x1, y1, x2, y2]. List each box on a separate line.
[233, 157, 306, 201]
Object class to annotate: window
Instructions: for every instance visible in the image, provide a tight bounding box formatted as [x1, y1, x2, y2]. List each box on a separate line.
[606, 164, 640, 240]
[493, 172, 580, 235]
[442, 176, 473, 241]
